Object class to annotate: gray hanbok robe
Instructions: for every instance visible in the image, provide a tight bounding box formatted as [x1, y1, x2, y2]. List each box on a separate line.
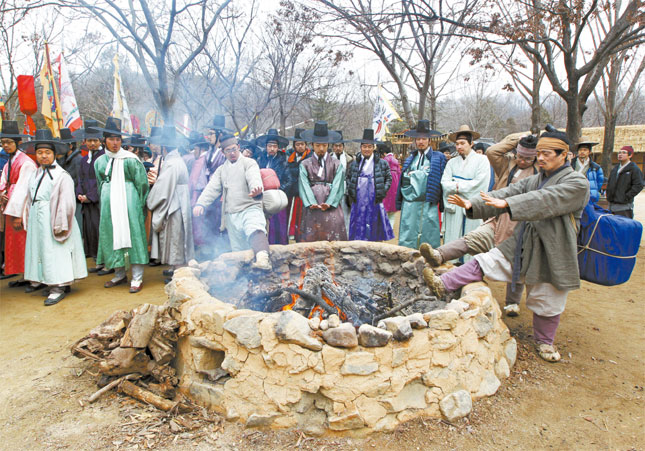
[146, 150, 195, 265]
[468, 165, 589, 291]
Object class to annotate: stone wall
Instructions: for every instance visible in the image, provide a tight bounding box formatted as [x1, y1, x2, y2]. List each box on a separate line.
[166, 242, 517, 435]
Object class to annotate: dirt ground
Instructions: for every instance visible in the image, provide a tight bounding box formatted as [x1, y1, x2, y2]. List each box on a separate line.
[1, 195, 643, 451]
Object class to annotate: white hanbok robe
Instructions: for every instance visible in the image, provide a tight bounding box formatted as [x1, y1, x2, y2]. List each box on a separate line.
[24, 165, 87, 285]
[441, 150, 491, 262]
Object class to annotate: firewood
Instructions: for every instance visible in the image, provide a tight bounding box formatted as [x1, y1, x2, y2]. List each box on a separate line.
[87, 373, 139, 403]
[372, 296, 437, 322]
[120, 304, 159, 348]
[71, 345, 102, 361]
[119, 380, 190, 412]
[99, 347, 151, 376]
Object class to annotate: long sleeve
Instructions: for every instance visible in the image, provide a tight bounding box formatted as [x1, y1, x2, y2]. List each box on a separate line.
[196, 167, 223, 208]
[128, 158, 150, 205]
[455, 156, 491, 194]
[244, 159, 263, 193]
[441, 159, 457, 194]
[468, 175, 534, 220]
[298, 163, 317, 207]
[326, 163, 345, 207]
[486, 134, 520, 180]
[382, 160, 392, 193]
[4, 158, 36, 218]
[625, 165, 644, 201]
[50, 172, 77, 242]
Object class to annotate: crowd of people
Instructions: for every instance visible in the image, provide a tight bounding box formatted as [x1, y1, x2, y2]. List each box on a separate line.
[0, 116, 642, 361]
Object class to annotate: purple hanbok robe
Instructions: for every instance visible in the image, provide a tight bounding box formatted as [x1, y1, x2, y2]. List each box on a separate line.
[348, 156, 394, 241]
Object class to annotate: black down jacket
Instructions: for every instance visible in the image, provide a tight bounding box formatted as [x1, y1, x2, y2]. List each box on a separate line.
[346, 154, 392, 204]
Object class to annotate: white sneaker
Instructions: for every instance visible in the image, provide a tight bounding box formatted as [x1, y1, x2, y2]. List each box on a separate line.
[504, 304, 520, 317]
[251, 251, 272, 270]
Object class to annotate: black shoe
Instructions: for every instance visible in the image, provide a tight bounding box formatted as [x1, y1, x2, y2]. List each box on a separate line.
[164, 278, 172, 284]
[162, 269, 174, 277]
[8, 279, 29, 288]
[0, 273, 17, 280]
[44, 291, 67, 306]
[97, 268, 115, 276]
[148, 260, 161, 267]
[88, 266, 103, 273]
[41, 286, 71, 297]
[25, 283, 47, 293]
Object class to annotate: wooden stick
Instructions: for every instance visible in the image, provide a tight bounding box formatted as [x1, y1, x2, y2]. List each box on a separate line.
[283, 287, 338, 316]
[372, 296, 437, 323]
[87, 374, 138, 403]
[71, 346, 102, 361]
[119, 380, 189, 412]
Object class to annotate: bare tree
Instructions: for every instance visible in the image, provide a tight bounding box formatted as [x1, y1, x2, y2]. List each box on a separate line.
[465, 0, 645, 147]
[312, 0, 478, 129]
[60, 0, 232, 121]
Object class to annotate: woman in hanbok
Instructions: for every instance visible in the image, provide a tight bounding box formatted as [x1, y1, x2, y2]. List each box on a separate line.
[20, 129, 87, 306]
[346, 129, 394, 241]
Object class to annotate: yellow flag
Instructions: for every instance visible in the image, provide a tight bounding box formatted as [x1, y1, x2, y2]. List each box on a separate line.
[39, 63, 61, 137]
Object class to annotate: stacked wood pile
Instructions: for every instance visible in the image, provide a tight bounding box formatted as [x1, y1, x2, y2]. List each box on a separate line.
[71, 304, 188, 411]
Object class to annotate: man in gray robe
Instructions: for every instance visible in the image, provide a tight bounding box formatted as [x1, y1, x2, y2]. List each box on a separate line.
[423, 129, 589, 363]
[146, 126, 195, 281]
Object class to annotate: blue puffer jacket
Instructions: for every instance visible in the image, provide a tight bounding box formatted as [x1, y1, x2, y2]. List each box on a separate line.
[572, 157, 604, 203]
[395, 149, 446, 210]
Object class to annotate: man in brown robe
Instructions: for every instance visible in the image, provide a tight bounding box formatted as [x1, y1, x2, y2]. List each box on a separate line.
[298, 122, 347, 242]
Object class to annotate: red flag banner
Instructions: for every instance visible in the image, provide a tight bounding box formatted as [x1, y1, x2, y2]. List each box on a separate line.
[17, 75, 38, 115]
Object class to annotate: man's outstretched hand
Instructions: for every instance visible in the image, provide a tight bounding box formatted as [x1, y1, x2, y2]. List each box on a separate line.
[249, 186, 263, 197]
[480, 191, 508, 209]
[447, 194, 472, 210]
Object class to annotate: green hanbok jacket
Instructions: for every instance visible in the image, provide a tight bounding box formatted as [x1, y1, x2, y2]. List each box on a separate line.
[95, 153, 149, 268]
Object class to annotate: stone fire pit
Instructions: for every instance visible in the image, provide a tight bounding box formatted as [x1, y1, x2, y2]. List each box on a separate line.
[167, 241, 516, 435]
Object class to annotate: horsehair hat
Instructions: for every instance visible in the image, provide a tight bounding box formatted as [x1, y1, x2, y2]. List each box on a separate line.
[300, 121, 341, 144]
[188, 130, 208, 147]
[0, 121, 29, 140]
[124, 133, 148, 148]
[353, 128, 380, 145]
[404, 119, 442, 139]
[576, 138, 599, 150]
[158, 125, 181, 149]
[19, 128, 67, 155]
[332, 130, 349, 144]
[438, 140, 455, 152]
[448, 124, 481, 143]
[71, 118, 102, 140]
[59, 128, 77, 144]
[255, 128, 289, 148]
[148, 126, 163, 145]
[205, 114, 231, 132]
[288, 128, 306, 142]
[97, 117, 126, 137]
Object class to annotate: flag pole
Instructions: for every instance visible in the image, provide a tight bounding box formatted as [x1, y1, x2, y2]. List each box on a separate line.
[44, 41, 64, 134]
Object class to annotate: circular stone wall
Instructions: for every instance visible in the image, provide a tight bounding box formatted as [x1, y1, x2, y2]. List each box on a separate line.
[166, 241, 517, 435]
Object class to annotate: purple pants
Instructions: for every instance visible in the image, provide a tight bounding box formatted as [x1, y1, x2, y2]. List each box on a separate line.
[440, 259, 561, 345]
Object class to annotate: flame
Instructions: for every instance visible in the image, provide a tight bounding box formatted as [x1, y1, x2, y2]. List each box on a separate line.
[282, 262, 309, 312]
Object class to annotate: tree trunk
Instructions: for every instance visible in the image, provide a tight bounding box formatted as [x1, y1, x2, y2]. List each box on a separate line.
[565, 93, 583, 151]
[530, 61, 541, 133]
[601, 114, 617, 175]
[429, 79, 437, 130]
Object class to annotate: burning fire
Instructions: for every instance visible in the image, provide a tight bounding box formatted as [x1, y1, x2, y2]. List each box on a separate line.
[281, 262, 347, 321]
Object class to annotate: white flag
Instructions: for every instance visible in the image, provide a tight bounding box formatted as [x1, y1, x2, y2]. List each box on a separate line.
[112, 53, 133, 134]
[372, 84, 401, 140]
[55, 53, 82, 132]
